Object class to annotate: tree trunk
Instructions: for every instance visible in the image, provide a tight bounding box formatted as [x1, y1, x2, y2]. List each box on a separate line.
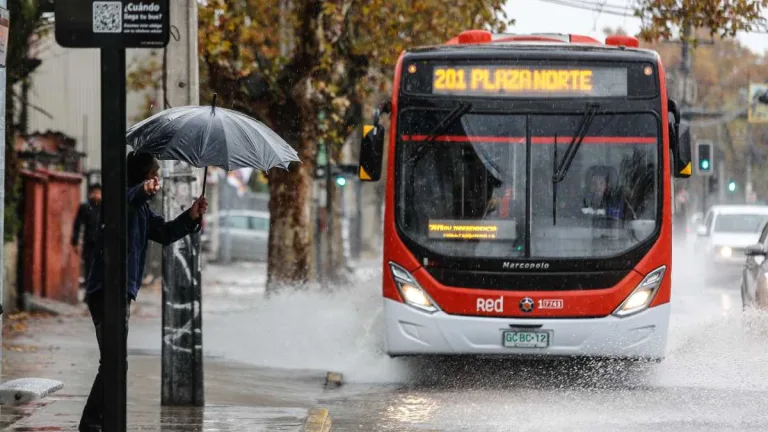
[325, 184, 349, 283]
[266, 121, 316, 292]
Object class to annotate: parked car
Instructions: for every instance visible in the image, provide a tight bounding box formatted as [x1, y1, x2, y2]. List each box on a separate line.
[741, 220, 768, 311]
[694, 205, 768, 272]
[201, 210, 269, 262]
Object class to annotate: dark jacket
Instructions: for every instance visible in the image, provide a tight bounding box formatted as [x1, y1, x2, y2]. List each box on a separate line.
[72, 200, 102, 248]
[86, 183, 201, 300]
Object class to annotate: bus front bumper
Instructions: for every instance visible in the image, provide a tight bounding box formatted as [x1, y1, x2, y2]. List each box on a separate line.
[384, 299, 669, 359]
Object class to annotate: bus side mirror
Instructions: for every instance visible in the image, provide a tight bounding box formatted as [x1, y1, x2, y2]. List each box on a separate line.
[358, 102, 390, 182]
[669, 99, 692, 178]
[358, 124, 385, 181]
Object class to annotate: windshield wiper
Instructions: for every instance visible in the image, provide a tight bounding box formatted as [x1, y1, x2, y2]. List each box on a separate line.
[552, 103, 600, 184]
[425, 102, 473, 143]
[406, 102, 472, 165]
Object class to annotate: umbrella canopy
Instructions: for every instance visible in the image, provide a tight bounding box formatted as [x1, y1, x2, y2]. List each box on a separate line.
[125, 97, 300, 172]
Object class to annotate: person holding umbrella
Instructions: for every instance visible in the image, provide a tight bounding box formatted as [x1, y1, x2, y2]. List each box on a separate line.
[79, 151, 208, 432]
[80, 95, 298, 431]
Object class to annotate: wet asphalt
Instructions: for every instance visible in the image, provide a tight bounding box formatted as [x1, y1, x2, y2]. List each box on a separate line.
[5, 247, 768, 431]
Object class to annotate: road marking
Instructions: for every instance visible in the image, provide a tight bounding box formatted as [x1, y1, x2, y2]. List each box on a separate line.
[303, 408, 332, 432]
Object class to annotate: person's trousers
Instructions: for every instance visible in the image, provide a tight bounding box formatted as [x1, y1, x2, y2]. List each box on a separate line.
[81, 244, 95, 288]
[79, 290, 131, 431]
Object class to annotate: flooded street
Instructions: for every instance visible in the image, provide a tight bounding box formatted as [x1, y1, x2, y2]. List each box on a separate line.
[136, 245, 768, 431]
[7, 246, 768, 431]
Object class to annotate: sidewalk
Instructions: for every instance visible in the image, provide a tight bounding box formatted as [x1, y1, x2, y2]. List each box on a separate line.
[1, 305, 331, 431]
[1, 258, 381, 430]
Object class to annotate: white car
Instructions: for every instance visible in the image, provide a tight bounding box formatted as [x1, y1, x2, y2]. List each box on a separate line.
[201, 210, 270, 262]
[695, 205, 768, 269]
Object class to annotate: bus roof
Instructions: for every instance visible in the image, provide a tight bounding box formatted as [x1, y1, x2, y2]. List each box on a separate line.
[406, 31, 659, 62]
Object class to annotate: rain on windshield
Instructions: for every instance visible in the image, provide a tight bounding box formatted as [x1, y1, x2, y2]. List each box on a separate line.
[397, 109, 659, 259]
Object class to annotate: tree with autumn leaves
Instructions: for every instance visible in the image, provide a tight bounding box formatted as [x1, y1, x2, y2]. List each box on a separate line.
[126, 0, 768, 288]
[641, 30, 768, 202]
[196, 0, 509, 289]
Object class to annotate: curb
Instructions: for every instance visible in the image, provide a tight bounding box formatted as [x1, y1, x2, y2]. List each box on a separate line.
[0, 378, 64, 406]
[24, 294, 85, 317]
[303, 408, 332, 432]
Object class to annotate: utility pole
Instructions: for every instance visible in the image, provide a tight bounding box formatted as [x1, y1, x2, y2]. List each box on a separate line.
[746, 74, 754, 204]
[680, 23, 692, 97]
[355, 179, 363, 259]
[324, 143, 333, 288]
[161, 0, 203, 406]
[718, 160, 726, 203]
[747, 125, 753, 203]
[0, 0, 9, 375]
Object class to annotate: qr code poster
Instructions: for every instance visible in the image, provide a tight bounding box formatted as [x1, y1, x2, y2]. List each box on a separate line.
[55, 0, 169, 48]
[93, 2, 122, 33]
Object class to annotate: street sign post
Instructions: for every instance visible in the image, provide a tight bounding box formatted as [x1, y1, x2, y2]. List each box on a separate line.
[54, 2, 170, 430]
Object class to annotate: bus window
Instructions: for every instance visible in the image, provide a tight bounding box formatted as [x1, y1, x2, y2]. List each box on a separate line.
[530, 114, 659, 258]
[398, 110, 527, 258]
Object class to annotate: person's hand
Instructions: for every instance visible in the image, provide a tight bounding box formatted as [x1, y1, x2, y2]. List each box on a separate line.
[190, 197, 208, 221]
[144, 177, 161, 196]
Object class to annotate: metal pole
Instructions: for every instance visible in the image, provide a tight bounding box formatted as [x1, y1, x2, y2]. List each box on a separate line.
[718, 160, 726, 203]
[315, 180, 323, 283]
[220, 181, 232, 264]
[355, 179, 362, 259]
[0, 0, 8, 375]
[746, 124, 753, 203]
[161, 0, 203, 406]
[100, 47, 128, 432]
[324, 150, 333, 288]
[341, 185, 350, 268]
[209, 176, 220, 260]
[680, 23, 691, 86]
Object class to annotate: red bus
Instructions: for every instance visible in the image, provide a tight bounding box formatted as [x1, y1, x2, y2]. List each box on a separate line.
[358, 31, 692, 360]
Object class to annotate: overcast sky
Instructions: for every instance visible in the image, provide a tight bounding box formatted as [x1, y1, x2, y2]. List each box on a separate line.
[504, 0, 768, 54]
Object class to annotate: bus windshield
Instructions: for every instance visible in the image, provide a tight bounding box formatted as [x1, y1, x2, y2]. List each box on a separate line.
[397, 109, 660, 259]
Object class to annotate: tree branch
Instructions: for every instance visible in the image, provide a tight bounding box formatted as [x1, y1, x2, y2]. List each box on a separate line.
[276, 0, 324, 92]
[11, 89, 54, 120]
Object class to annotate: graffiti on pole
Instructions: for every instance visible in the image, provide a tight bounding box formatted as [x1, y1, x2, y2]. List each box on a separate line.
[161, 160, 203, 405]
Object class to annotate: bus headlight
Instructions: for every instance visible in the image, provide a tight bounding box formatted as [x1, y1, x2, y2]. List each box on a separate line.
[613, 266, 666, 318]
[389, 262, 439, 313]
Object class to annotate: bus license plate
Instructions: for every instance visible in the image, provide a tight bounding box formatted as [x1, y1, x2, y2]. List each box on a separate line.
[502, 331, 550, 348]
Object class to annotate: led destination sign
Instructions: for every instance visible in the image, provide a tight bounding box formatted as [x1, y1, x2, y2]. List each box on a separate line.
[431, 65, 628, 98]
[428, 219, 518, 241]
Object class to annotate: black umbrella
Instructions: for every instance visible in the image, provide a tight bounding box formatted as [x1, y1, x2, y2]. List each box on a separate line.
[125, 95, 300, 195]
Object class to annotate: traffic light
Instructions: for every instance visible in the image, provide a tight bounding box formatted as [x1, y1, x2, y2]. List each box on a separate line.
[335, 176, 347, 187]
[728, 179, 737, 193]
[696, 141, 713, 176]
